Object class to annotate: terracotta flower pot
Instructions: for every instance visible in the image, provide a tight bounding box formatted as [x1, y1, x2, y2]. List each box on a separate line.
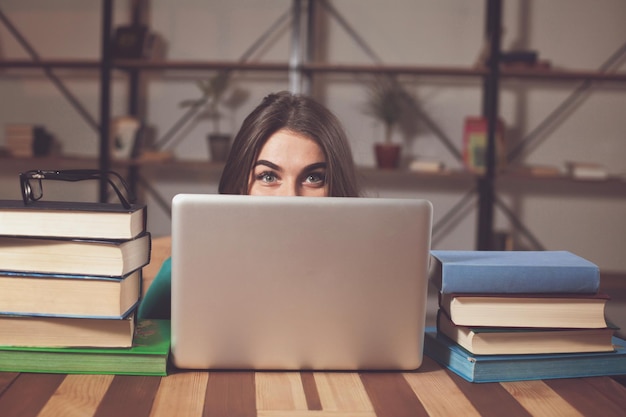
[374, 143, 401, 169]
[207, 133, 231, 162]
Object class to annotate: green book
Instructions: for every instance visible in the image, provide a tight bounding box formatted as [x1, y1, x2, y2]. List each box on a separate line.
[0, 319, 170, 376]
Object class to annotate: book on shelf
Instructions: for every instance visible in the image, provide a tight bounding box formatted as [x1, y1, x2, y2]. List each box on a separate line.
[462, 116, 506, 173]
[436, 310, 616, 355]
[408, 159, 445, 174]
[112, 25, 150, 59]
[0, 200, 147, 240]
[0, 313, 135, 348]
[423, 327, 626, 383]
[565, 161, 609, 180]
[439, 292, 609, 328]
[0, 269, 141, 318]
[0, 319, 170, 376]
[0, 232, 151, 277]
[429, 250, 600, 294]
[4, 124, 53, 157]
[512, 164, 562, 178]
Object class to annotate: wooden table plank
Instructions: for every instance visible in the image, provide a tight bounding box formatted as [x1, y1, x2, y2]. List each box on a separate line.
[35, 374, 114, 417]
[1, 370, 625, 417]
[0, 372, 19, 395]
[361, 372, 429, 417]
[440, 366, 533, 417]
[256, 372, 308, 411]
[149, 372, 208, 417]
[203, 371, 256, 417]
[299, 372, 323, 411]
[583, 376, 626, 409]
[544, 378, 626, 417]
[93, 375, 161, 417]
[402, 357, 480, 417]
[501, 380, 585, 417]
[313, 372, 374, 415]
[0, 373, 65, 417]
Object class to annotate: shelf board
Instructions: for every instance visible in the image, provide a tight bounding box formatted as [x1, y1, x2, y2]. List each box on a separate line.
[501, 67, 626, 82]
[113, 59, 290, 72]
[498, 169, 626, 186]
[0, 59, 100, 69]
[300, 63, 487, 77]
[114, 60, 487, 77]
[3, 59, 625, 82]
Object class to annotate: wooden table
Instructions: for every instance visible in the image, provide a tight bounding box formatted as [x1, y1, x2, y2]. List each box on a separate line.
[1, 357, 625, 417]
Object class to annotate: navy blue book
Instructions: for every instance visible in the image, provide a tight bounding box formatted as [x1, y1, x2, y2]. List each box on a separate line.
[430, 250, 599, 294]
[423, 327, 626, 383]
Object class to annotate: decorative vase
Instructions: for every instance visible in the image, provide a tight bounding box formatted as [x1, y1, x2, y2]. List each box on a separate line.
[207, 133, 231, 162]
[374, 143, 401, 169]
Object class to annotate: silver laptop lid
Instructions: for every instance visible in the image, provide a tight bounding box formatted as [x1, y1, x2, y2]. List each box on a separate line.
[171, 194, 432, 370]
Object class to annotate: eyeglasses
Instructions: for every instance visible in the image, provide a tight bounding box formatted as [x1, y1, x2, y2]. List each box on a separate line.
[19, 169, 136, 209]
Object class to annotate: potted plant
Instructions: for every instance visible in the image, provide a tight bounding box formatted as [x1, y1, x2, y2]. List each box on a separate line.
[179, 71, 249, 162]
[363, 76, 412, 169]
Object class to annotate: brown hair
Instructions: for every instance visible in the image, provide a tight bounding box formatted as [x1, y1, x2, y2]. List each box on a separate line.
[218, 91, 360, 197]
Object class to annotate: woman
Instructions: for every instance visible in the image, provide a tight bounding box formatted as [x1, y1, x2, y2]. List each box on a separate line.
[139, 91, 360, 319]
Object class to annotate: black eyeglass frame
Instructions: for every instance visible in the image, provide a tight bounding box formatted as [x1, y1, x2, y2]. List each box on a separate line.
[19, 169, 135, 209]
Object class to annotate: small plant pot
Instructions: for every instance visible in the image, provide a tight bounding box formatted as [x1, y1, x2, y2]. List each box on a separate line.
[207, 133, 231, 162]
[374, 143, 401, 169]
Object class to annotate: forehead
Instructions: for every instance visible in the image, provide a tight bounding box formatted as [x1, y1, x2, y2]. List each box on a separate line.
[256, 129, 325, 160]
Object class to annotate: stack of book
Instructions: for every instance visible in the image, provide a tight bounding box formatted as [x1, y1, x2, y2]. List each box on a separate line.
[0, 199, 170, 375]
[425, 250, 626, 383]
[4, 124, 53, 157]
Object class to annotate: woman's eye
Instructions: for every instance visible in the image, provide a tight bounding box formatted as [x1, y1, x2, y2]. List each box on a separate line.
[304, 172, 326, 185]
[256, 171, 278, 184]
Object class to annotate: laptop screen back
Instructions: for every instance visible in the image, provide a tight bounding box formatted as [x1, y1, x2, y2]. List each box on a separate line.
[171, 194, 433, 370]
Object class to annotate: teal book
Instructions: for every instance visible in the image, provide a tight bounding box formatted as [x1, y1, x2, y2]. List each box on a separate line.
[423, 327, 626, 383]
[430, 250, 599, 294]
[0, 319, 170, 376]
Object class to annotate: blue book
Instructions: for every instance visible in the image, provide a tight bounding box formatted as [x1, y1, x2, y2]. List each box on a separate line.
[423, 327, 626, 383]
[430, 250, 599, 294]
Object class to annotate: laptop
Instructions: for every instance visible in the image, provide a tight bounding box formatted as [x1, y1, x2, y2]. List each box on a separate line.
[171, 194, 433, 370]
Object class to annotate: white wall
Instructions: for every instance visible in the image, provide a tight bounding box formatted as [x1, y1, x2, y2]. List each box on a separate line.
[1, 0, 625, 270]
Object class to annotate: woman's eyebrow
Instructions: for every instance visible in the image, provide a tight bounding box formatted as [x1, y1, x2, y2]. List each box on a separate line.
[254, 160, 281, 171]
[303, 162, 327, 171]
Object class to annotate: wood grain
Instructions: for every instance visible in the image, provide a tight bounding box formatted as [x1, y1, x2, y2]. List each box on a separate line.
[0, 373, 65, 417]
[299, 372, 322, 410]
[439, 363, 533, 417]
[313, 372, 374, 415]
[361, 372, 428, 417]
[0, 372, 19, 396]
[36, 374, 114, 417]
[583, 376, 626, 410]
[93, 375, 161, 417]
[255, 372, 308, 411]
[149, 372, 208, 417]
[403, 357, 479, 417]
[1, 367, 626, 417]
[501, 380, 585, 417]
[203, 371, 256, 417]
[544, 378, 626, 417]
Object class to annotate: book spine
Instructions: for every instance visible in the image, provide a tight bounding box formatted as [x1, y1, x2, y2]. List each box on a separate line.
[439, 264, 599, 294]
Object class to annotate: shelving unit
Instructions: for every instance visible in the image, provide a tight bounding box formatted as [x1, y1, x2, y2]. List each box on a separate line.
[1, 0, 625, 254]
